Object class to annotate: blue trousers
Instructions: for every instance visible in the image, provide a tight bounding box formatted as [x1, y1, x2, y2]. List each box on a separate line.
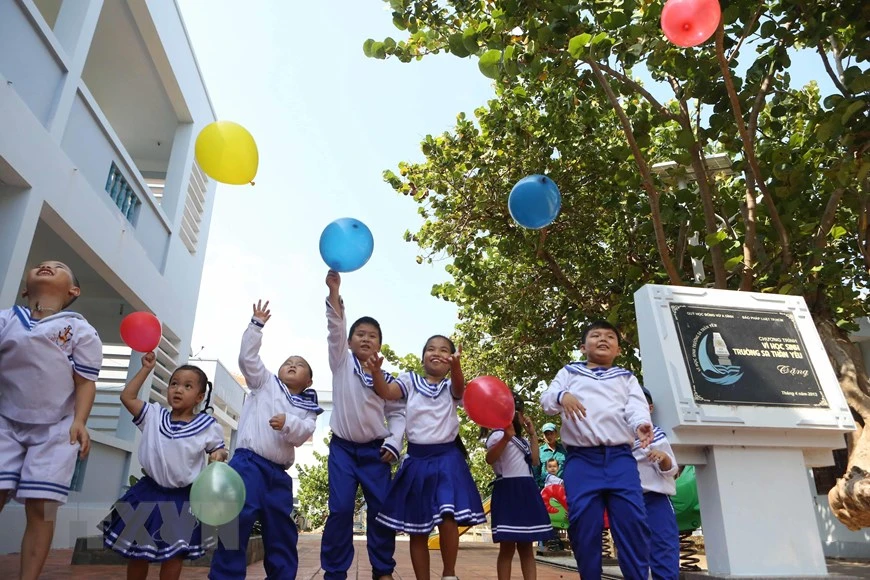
[321, 435, 395, 579]
[209, 449, 297, 579]
[564, 445, 650, 580]
[645, 492, 680, 580]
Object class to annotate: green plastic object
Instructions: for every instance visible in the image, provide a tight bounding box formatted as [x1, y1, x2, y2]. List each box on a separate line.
[548, 498, 570, 529]
[672, 465, 702, 533]
[190, 462, 247, 526]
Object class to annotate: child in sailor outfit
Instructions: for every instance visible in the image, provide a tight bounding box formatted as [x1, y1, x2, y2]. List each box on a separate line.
[210, 299, 321, 580]
[486, 393, 553, 580]
[321, 271, 405, 580]
[101, 355, 226, 580]
[0, 260, 102, 580]
[540, 319, 654, 580]
[369, 334, 486, 580]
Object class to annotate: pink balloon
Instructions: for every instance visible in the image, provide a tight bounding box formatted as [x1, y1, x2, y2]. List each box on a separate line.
[661, 0, 721, 48]
[464, 375, 515, 429]
[120, 312, 162, 352]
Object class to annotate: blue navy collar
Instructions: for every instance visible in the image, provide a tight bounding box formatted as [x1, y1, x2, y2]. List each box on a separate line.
[564, 361, 633, 380]
[351, 354, 396, 390]
[274, 376, 323, 415]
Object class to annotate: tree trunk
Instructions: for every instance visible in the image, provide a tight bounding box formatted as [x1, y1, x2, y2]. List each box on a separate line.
[816, 317, 870, 531]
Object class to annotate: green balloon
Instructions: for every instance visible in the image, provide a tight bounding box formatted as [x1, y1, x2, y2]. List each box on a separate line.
[672, 465, 702, 533]
[548, 498, 570, 529]
[190, 462, 246, 526]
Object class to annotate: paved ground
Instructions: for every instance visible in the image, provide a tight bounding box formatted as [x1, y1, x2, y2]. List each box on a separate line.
[2, 534, 869, 578]
[0, 534, 573, 579]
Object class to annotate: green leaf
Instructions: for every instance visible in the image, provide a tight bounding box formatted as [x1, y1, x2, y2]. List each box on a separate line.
[362, 38, 375, 58]
[567, 34, 592, 59]
[478, 49, 502, 79]
[371, 42, 387, 59]
[383, 37, 397, 53]
[829, 225, 847, 240]
[676, 129, 696, 148]
[389, 0, 404, 10]
[462, 27, 479, 53]
[705, 230, 728, 246]
[448, 33, 471, 58]
[392, 14, 407, 30]
[815, 118, 841, 142]
[841, 100, 866, 123]
[724, 256, 744, 270]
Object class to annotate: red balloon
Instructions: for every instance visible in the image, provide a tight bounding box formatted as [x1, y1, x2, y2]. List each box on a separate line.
[661, 0, 721, 48]
[120, 312, 162, 352]
[463, 375, 515, 429]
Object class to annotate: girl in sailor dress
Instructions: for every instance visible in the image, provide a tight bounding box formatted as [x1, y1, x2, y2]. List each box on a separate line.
[485, 394, 554, 580]
[101, 353, 227, 580]
[368, 335, 485, 580]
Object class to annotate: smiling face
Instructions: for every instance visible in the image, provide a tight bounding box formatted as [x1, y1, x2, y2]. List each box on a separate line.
[23, 261, 80, 306]
[348, 322, 381, 361]
[278, 355, 313, 393]
[167, 369, 206, 414]
[580, 326, 621, 367]
[421, 335, 455, 379]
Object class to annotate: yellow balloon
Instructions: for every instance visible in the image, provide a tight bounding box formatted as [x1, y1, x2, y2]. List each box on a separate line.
[195, 121, 258, 185]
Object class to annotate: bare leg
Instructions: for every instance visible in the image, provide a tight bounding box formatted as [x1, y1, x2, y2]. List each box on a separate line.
[438, 515, 459, 577]
[517, 542, 537, 580]
[19, 499, 58, 580]
[497, 541, 516, 580]
[159, 556, 184, 580]
[409, 533, 430, 580]
[127, 560, 149, 580]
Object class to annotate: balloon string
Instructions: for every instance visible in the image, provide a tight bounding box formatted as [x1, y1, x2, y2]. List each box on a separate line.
[250, 181, 255, 186]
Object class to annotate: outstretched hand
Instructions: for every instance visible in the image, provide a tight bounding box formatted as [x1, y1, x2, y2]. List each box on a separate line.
[636, 423, 653, 448]
[364, 354, 384, 374]
[448, 345, 463, 372]
[253, 299, 272, 324]
[326, 270, 341, 293]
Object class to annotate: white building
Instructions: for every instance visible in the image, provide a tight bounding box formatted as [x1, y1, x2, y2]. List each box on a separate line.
[0, 0, 242, 552]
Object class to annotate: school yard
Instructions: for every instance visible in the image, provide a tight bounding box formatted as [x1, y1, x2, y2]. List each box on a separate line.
[2, 534, 869, 578]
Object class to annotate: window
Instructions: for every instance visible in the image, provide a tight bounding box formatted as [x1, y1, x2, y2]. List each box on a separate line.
[104, 163, 141, 223]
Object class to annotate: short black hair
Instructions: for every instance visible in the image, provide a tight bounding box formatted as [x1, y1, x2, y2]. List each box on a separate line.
[421, 335, 456, 360]
[349, 316, 382, 344]
[546, 457, 560, 466]
[581, 319, 622, 344]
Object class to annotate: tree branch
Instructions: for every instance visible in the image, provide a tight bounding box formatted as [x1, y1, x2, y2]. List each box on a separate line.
[728, 1, 765, 64]
[715, 21, 793, 269]
[586, 60, 683, 286]
[817, 40, 851, 97]
[810, 188, 845, 271]
[595, 61, 680, 122]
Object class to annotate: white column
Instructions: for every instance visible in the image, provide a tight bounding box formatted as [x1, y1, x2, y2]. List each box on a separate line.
[0, 189, 41, 307]
[159, 122, 195, 224]
[45, 0, 104, 140]
[697, 446, 828, 576]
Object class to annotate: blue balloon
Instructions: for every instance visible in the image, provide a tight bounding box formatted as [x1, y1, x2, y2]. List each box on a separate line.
[508, 175, 562, 229]
[319, 218, 375, 272]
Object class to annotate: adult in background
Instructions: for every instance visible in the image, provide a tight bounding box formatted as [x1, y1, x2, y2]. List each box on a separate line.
[534, 422, 567, 489]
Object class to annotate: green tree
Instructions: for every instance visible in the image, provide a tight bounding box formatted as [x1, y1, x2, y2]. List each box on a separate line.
[295, 438, 333, 530]
[369, 0, 870, 529]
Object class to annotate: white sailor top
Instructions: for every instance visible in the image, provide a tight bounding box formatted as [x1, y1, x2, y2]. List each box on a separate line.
[486, 430, 535, 479]
[0, 306, 102, 424]
[395, 371, 461, 445]
[133, 402, 226, 488]
[633, 425, 679, 496]
[543, 472, 564, 486]
[238, 322, 322, 469]
[326, 299, 405, 458]
[541, 361, 651, 448]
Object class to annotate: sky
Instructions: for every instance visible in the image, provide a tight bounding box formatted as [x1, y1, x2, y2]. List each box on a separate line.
[179, 1, 495, 388]
[178, 1, 837, 395]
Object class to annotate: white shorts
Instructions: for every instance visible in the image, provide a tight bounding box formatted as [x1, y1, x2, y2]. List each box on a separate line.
[0, 414, 78, 503]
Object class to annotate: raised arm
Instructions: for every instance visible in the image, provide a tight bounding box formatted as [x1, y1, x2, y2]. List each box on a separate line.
[239, 299, 273, 390]
[485, 426, 513, 465]
[524, 417, 541, 467]
[448, 346, 466, 399]
[366, 355, 404, 401]
[325, 270, 349, 371]
[120, 352, 155, 422]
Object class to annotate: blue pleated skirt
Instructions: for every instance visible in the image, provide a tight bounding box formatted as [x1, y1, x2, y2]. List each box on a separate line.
[99, 475, 213, 561]
[491, 476, 554, 542]
[376, 441, 486, 534]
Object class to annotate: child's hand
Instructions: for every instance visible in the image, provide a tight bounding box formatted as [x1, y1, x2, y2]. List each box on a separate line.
[269, 414, 286, 431]
[209, 449, 229, 462]
[646, 449, 667, 463]
[141, 352, 156, 370]
[448, 345, 462, 371]
[380, 448, 396, 463]
[636, 423, 653, 448]
[504, 422, 516, 438]
[522, 416, 536, 437]
[252, 299, 272, 324]
[70, 420, 90, 458]
[561, 392, 587, 421]
[326, 270, 341, 293]
[363, 354, 384, 373]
